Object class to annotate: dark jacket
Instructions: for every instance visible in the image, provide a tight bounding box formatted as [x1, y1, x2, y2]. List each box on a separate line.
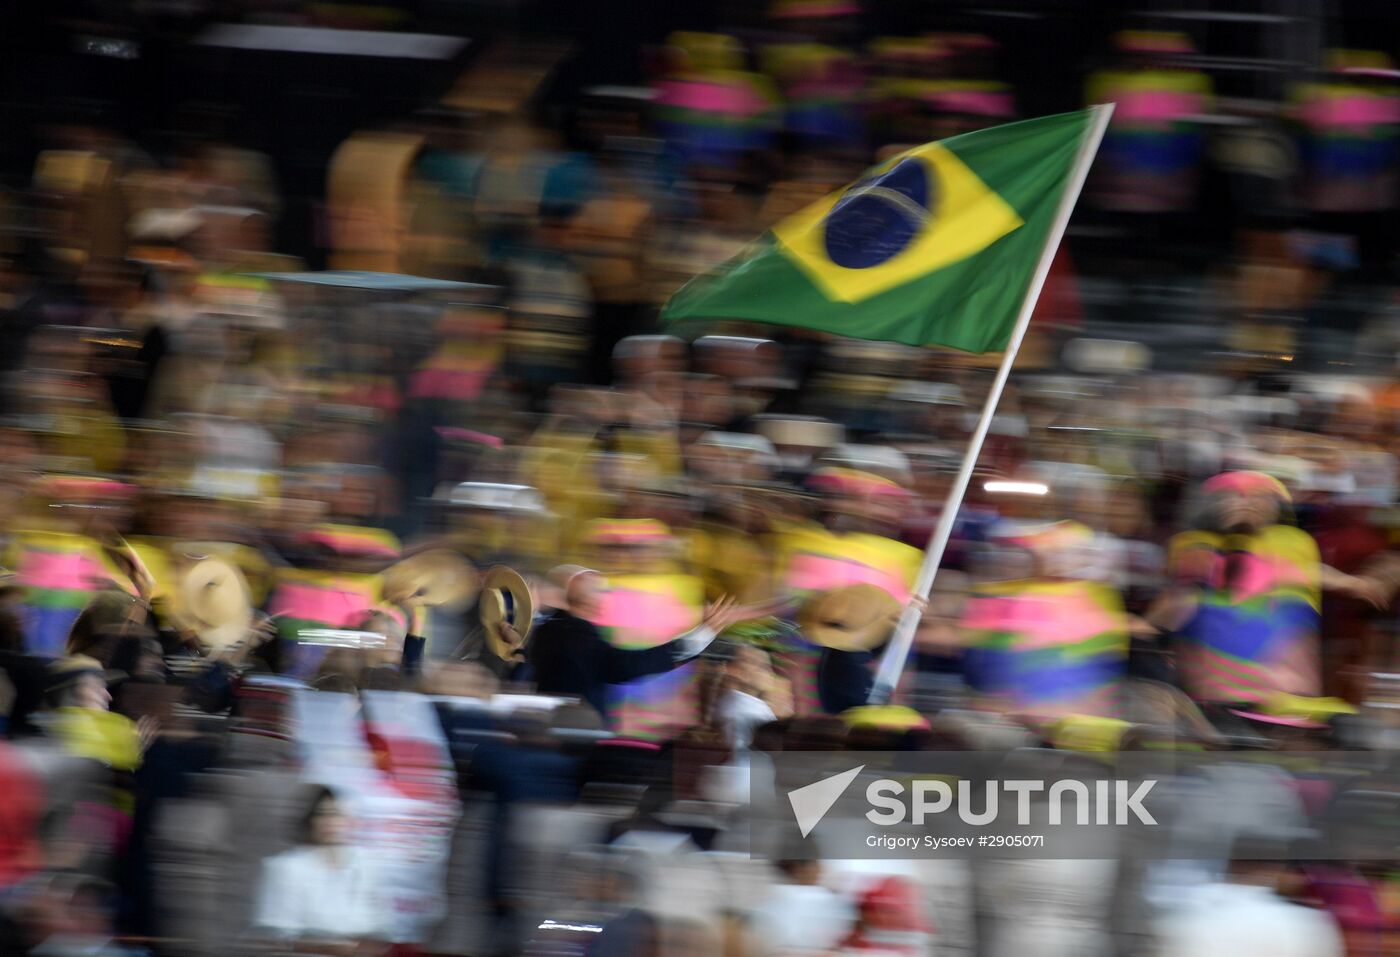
[526, 609, 692, 724]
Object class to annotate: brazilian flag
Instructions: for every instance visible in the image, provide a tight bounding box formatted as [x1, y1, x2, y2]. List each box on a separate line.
[662, 109, 1102, 352]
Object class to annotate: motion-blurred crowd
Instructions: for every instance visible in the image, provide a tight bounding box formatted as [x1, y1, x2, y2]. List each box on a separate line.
[6, 3, 1400, 957]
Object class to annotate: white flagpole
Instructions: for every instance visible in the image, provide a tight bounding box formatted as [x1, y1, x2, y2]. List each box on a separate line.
[868, 103, 1115, 704]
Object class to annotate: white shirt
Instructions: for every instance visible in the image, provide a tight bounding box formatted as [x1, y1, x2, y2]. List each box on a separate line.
[1153, 883, 1344, 957]
[255, 845, 390, 940]
[716, 689, 776, 752]
[1145, 764, 1310, 912]
[748, 882, 856, 957]
[612, 832, 729, 925]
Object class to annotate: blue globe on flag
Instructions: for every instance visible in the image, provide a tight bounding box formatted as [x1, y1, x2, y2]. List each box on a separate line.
[823, 159, 936, 269]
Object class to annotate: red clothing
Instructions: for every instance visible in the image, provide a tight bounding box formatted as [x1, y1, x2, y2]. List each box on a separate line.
[1314, 506, 1389, 574]
[841, 875, 931, 956]
[1314, 505, 1391, 703]
[0, 744, 43, 887]
[1030, 248, 1083, 331]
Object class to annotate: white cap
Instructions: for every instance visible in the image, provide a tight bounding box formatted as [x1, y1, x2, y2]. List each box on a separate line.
[890, 381, 965, 406]
[697, 431, 777, 455]
[128, 207, 203, 241]
[822, 444, 912, 484]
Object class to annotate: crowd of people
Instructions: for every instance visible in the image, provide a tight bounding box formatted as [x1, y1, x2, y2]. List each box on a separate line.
[4, 4, 1400, 957]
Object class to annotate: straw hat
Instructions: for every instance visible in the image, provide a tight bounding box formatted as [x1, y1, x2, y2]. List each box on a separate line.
[479, 566, 535, 660]
[382, 549, 479, 610]
[47, 654, 122, 694]
[798, 584, 902, 652]
[752, 415, 844, 451]
[178, 557, 253, 652]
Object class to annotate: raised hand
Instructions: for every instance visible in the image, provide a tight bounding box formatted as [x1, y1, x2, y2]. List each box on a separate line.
[494, 621, 526, 657]
[137, 715, 161, 753]
[701, 595, 741, 634]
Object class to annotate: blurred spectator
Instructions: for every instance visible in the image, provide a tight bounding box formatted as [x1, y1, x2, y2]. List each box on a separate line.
[524, 566, 745, 726]
[710, 644, 786, 751]
[1085, 31, 1212, 214]
[1153, 471, 1386, 706]
[42, 655, 148, 772]
[746, 857, 854, 957]
[1293, 51, 1400, 215]
[253, 785, 392, 948]
[1153, 834, 1345, 957]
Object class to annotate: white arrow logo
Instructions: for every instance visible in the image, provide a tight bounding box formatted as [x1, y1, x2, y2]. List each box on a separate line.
[788, 765, 865, 838]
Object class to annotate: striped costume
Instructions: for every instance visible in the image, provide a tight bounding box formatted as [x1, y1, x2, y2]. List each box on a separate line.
[961, 578, 1129, 718]
[777, 523, 921, 713]
[1169, 525, 1322, 704]
[267, 525, 403, 677]
[592, 573, 706, 741]
[9, 531, 136, 657]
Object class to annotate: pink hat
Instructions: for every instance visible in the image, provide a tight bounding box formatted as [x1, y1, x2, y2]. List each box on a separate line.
[1202, 470, 1291, 502]
[35, 475, 136, 503]
[807, 467, 910, 500]
[585, 519, 672, 546]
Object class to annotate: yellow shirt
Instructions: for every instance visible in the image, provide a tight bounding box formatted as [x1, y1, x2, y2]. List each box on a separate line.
[50, 708, 142, 771]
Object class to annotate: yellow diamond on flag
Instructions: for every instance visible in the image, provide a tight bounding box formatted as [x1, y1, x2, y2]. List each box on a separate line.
[772, 142, 1024, 304]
